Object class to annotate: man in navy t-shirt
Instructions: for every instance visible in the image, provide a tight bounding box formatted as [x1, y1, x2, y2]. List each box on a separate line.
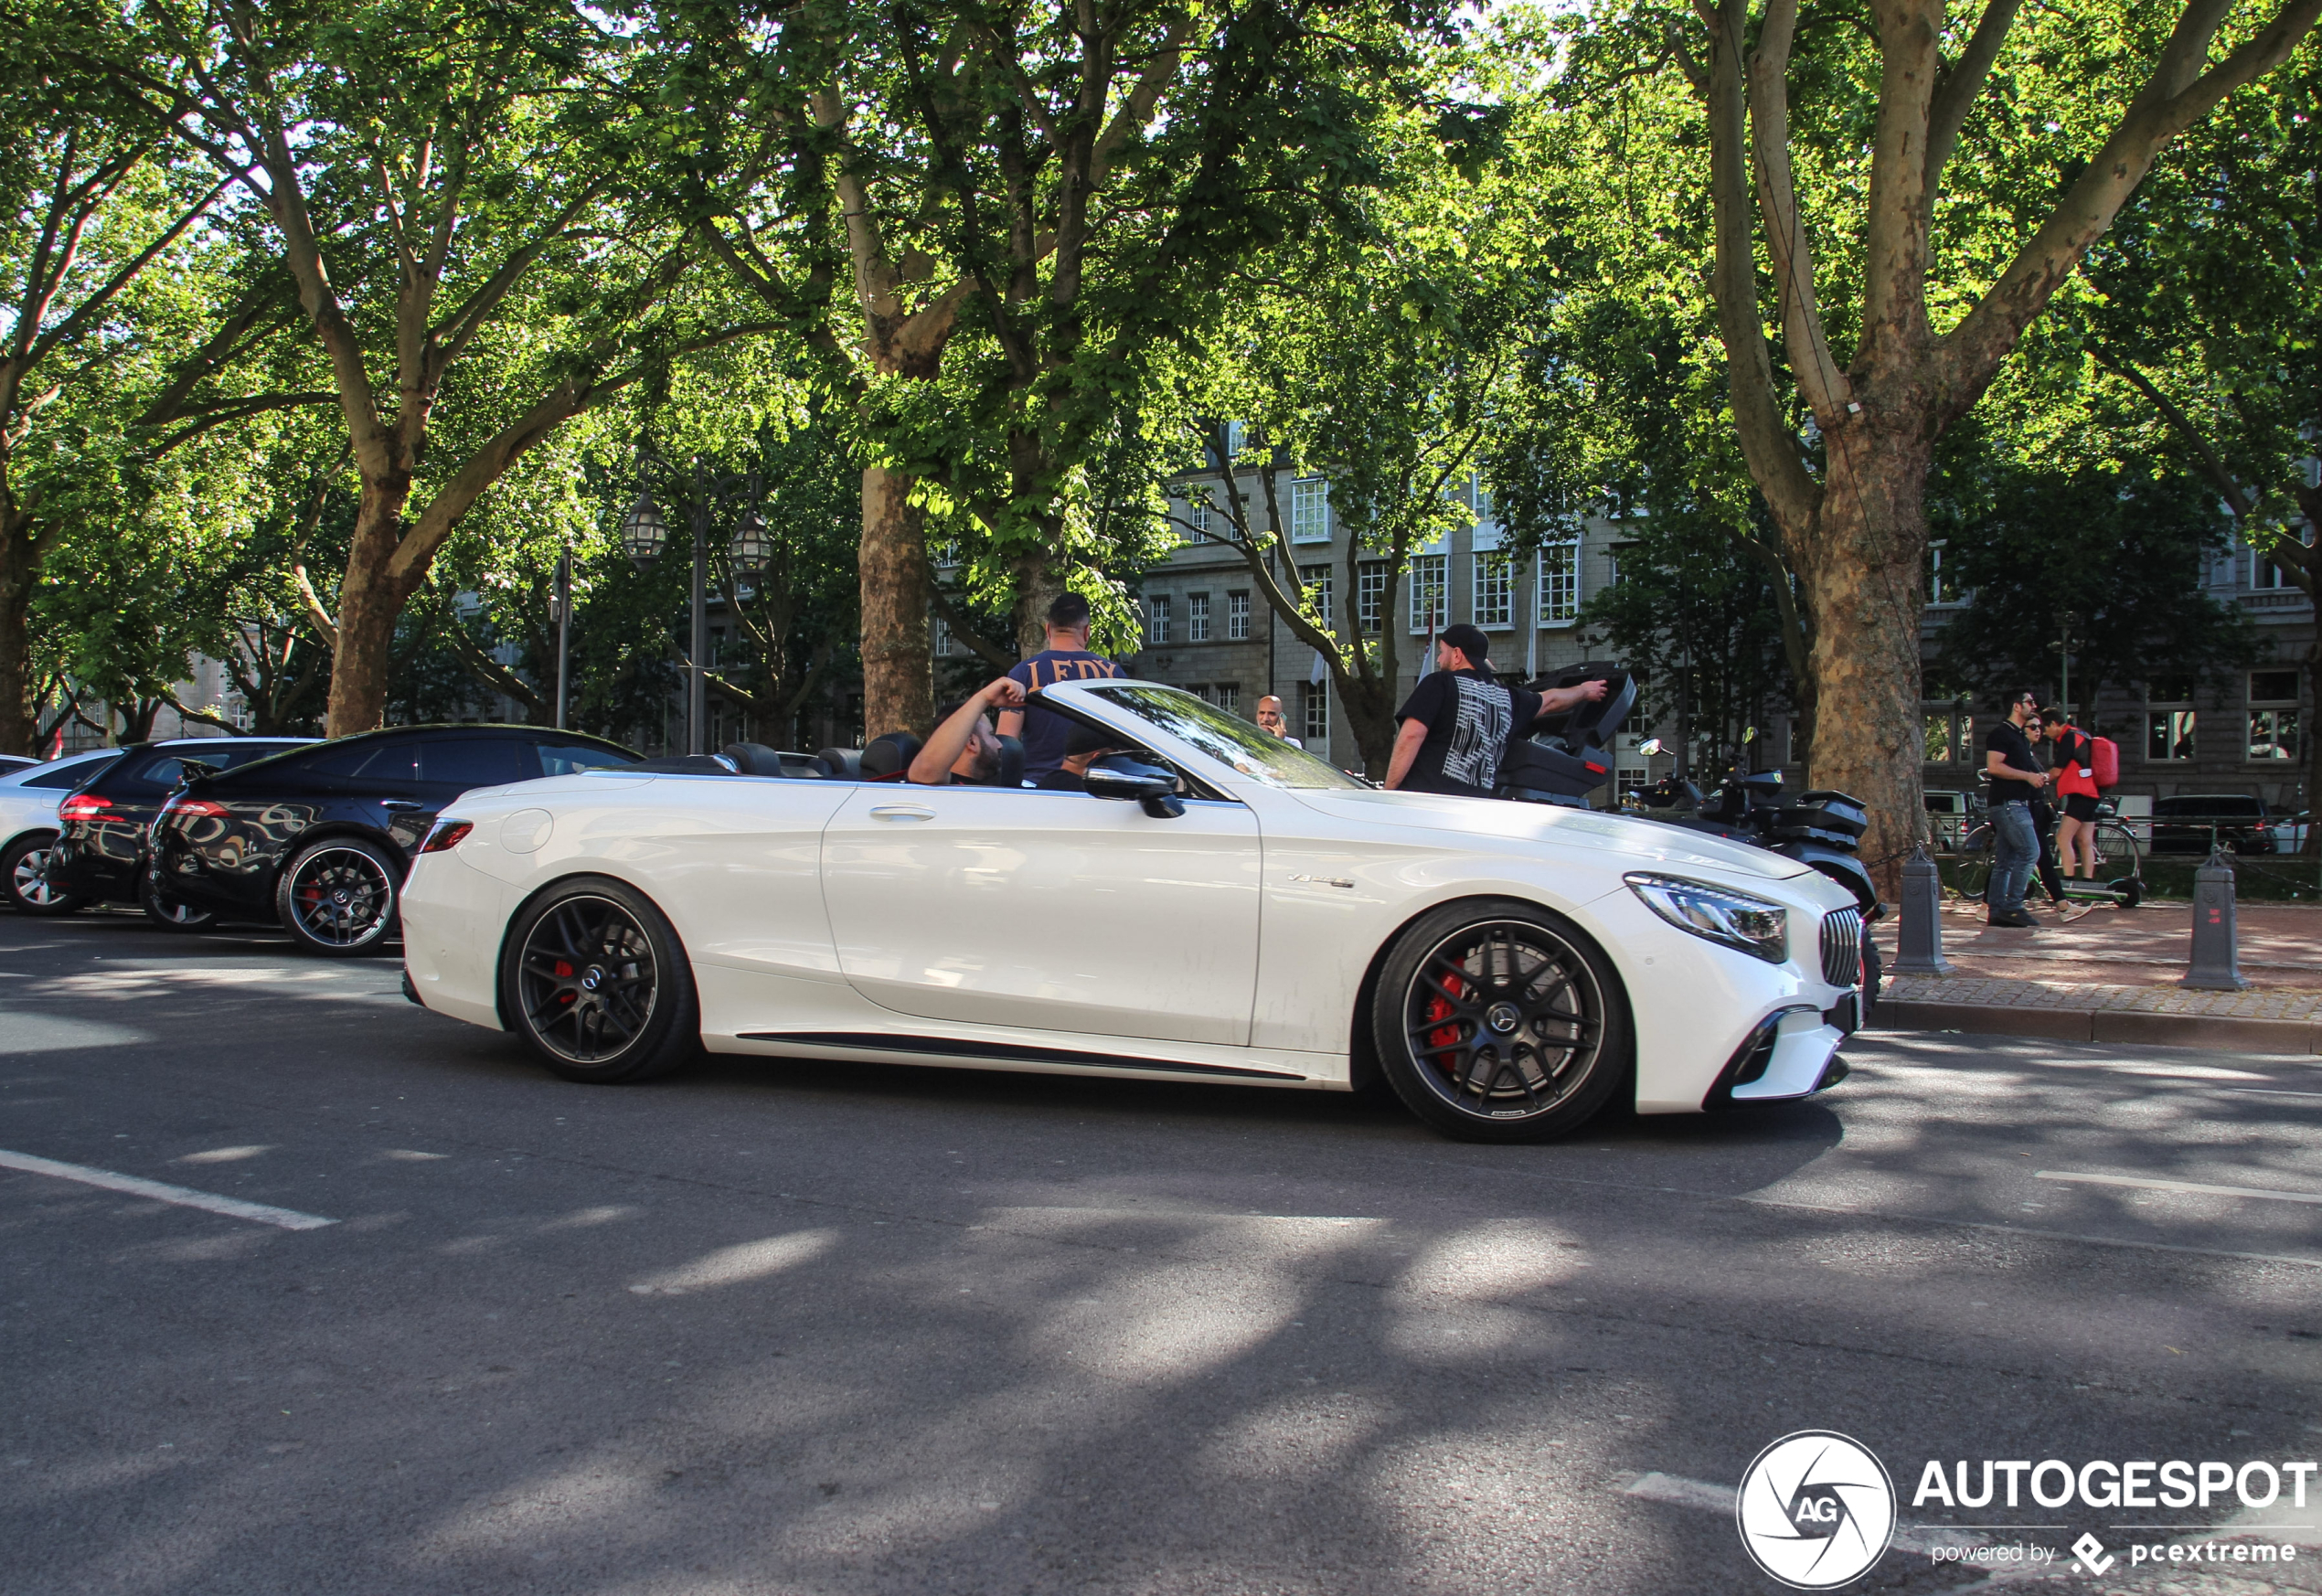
[999, 591, 1124, 781]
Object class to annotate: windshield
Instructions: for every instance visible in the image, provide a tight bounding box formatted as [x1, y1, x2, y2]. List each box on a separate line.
[1085, 685, 1368, 790]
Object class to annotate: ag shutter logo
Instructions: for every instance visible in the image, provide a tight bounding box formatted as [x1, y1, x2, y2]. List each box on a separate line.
[1736, 1431, 1898, 1590]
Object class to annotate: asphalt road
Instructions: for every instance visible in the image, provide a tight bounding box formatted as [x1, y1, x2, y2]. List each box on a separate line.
[4, 911, 2319, 1596]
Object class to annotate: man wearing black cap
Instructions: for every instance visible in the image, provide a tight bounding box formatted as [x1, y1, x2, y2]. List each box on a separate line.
[1386, 624, 1608, 796]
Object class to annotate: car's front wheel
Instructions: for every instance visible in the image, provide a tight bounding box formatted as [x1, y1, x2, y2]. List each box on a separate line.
[276, 837, 400, 956]
[1371, 899, 1629, 1143]
[4, 831, 87, 915]
[500, 878, 698, 1084]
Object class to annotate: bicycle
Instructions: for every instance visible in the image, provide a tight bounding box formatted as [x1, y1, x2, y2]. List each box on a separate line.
[1947, 816, 2144, 909]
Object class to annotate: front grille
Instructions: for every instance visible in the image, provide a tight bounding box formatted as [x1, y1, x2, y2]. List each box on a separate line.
[1819, 908, 1864, 986]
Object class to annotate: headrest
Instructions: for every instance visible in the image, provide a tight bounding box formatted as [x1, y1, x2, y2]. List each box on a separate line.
[859, 730, 923, 781]
[721, 741, 791, 777]
[813, 746, 862, 780]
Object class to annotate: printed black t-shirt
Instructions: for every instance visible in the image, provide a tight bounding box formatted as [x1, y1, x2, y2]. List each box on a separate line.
[1395, 669, 1539, 796]
[1007, 649, 1125, 779]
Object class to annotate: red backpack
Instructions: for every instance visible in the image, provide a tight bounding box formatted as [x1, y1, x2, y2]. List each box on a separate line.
[2088, 735, 2119, 790]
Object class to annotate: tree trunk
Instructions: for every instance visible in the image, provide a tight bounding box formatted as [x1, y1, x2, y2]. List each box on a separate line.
[0, 513, 34, 756]
[1794, 427, 1934, 898]
[2305, 633, 2322, 860]
[1010, 548, 1066, 658]
[325, 478, 414, 736]
[859, 465, 932, 739]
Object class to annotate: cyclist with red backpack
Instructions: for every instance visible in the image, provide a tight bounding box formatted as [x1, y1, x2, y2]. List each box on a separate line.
[2046, 709, 2107, 884]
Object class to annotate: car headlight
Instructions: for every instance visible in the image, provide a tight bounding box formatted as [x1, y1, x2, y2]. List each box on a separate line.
[1624, 872, 1788, 963]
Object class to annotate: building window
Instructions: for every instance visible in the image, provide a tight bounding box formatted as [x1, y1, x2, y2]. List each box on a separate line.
[1468, 472, 1494, 522]
[2249, 669, 2300, 761]
[1302, 681, 1329, 746]
[1214, 683, 1239, 716]
[1409, 554, 1447, 633]
[1188, 593, 1210, 643]
[1145, 595, 1172, 646]
[933, 617, 952, 658]
[1299, 564, 1333, 629]
[2253, 549, 2293, 590]
[2145, 678, 2195, 761]
[1924, 712, 1956, 764]
[1183, 496, 1210, 538]
[1356, 561, 1387, 635]
[1227, 591, 1251, 641]
[1472, 553, 1513, 629]
[1928, 539, 1958, 605]
[1539, 539, 1580, 625]
[1291, 478, 1330, 543]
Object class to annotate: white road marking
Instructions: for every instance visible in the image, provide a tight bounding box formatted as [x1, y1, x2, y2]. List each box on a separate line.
[2037, 1170, 2322, 1206]
[1621, 1471, 1990, 1555]
[0, 1148, 336, 1230]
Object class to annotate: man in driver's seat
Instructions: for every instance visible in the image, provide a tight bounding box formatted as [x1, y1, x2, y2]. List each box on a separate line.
[907, 676, 1027, 785]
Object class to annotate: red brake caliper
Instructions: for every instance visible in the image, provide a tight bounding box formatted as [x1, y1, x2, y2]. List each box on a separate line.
[554, 960, 575, 1007]
[1424, 972, 1465, 1071]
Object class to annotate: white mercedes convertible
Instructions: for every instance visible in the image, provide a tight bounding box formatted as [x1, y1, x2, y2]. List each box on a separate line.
[399, 679, 1865, 1142]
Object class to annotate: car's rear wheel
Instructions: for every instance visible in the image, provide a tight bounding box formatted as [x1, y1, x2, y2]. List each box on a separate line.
[3, 831, 84, 915]
[276, 838, 399, 956]
[501, 878, 698, 1084]
[141, 867, 217, 931]
[1370, 899, 1629, 1143]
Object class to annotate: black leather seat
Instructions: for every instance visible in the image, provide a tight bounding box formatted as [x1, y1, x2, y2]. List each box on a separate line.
[858, 731, 923, 782]
[721, 742, 793, 777]
[813, 746, 862, 780]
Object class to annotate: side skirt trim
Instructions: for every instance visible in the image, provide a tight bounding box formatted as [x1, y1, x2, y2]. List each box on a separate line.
[737, 1030, 1307, 1081]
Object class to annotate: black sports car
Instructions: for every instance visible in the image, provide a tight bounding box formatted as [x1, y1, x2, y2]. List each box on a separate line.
[150, 724, 640, 954]
[48, 738, 315, 923]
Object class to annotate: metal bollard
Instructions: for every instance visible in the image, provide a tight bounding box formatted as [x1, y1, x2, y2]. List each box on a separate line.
[1891, 845, 1954, 976]
[2181, 849, 2250, 992]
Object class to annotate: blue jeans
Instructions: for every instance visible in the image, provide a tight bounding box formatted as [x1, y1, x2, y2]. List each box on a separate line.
[1989, 800, 2038, 915]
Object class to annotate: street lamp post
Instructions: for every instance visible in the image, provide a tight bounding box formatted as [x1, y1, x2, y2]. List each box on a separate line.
[619, 448, 773, 756]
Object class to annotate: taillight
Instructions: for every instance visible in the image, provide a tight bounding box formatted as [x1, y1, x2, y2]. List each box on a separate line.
[59, 793, 112, 822]
[161, 797, 231, 825]
[419, 819, 473, 854]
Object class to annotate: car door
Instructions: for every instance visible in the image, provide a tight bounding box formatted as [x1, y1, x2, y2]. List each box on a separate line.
[819, 783, 1262, 1047]
[404, 737, 535, 852]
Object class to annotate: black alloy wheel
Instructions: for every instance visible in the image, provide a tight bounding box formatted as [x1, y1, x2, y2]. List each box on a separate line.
[501, 878, 698, 1084]
[141, 867, 217, 931]
[275, 837, 399, 955]
[2, 831, 84, 915]
[1371, 899, 1628, 1143]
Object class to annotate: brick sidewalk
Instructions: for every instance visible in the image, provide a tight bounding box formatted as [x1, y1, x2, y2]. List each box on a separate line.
[1884, 974, 2322, 1021]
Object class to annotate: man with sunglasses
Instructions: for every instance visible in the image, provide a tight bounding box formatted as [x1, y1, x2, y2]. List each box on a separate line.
[1982, 689, 2050, 928]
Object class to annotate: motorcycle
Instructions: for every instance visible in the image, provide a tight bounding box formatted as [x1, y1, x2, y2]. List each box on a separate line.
[1497, 669, 1884, 1011]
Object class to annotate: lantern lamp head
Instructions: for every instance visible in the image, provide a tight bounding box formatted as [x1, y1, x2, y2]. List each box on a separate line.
[728, 509, 774, 574]
[619, 493, 667, 569]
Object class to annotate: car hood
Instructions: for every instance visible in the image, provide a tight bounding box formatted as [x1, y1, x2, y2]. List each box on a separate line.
[1279, 788, 1816, 881]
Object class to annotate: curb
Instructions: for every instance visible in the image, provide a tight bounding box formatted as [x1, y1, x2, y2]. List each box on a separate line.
[1871, 999, 2322, 1056]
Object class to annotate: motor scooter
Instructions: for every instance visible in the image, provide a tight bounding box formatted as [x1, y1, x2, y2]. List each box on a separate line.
[1497, 668, 1884, 1010]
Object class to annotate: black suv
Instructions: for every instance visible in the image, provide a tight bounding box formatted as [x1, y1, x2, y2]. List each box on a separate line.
[2149, 793, 2274, 855]
[48, 739, 315, 923]
[151, 724, 639, 955]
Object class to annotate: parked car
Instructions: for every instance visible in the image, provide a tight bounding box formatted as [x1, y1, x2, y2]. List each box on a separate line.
[1923, 789, 1976, 850]
[2148, 793, 2274, 855]
[0, 750, 129, 912]
[0, 754, 39, 777]
[401, 679, 1865, 1144]
[2274, 811, 2310, 856]
[151, 724, 640, 955]
[47, 738, 317, 922]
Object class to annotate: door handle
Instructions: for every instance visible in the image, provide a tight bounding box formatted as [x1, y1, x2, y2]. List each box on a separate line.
[868, 804, 935, 821]
[381, 800, 426, 812]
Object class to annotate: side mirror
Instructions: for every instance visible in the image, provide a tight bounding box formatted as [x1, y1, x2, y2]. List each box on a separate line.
[1635, 738, 1663, 757]
[1083, 758, 1186, 818]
